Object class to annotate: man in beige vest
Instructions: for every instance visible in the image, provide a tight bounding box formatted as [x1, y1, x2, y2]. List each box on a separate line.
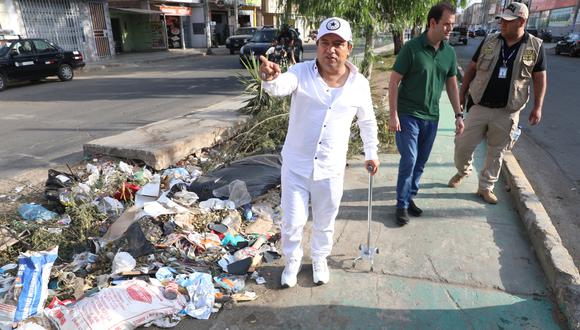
[448, 2, 547, 204]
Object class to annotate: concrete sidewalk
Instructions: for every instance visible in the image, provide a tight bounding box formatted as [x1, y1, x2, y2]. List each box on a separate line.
[172, 94, 570, 329]
[79, 47, 230, 73]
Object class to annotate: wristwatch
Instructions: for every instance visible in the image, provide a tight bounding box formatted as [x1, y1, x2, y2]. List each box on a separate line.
[455, 112, 464, 119]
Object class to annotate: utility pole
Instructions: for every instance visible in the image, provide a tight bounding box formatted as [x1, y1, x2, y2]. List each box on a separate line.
[234, 0, 239, 30]
[204, 0, 213, 55]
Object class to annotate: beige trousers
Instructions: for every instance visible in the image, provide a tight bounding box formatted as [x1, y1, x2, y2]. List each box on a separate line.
[453, 104, 519, 191]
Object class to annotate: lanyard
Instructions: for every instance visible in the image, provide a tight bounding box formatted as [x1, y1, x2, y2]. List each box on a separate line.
[501, 40, 518, 67]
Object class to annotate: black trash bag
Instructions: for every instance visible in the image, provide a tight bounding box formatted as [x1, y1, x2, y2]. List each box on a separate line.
[188, 154, 282, 201]
[44, 169, 78, 213]
[113, 217, 160, 257]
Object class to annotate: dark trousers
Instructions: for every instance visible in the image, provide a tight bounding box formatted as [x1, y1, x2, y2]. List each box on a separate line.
[395, 114, 438, 209]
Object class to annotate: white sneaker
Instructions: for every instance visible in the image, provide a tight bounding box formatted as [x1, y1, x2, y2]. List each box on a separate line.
[312, 258, 329, 285]
[280, 258, 301, 288]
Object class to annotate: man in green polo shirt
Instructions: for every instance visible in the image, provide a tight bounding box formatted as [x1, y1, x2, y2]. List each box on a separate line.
[388, 2, 464, 226]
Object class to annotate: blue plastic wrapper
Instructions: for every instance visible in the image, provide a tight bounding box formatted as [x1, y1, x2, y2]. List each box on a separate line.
[155, 267, 176, 282]
[176, 272, 215, 320]
[18, 203, 58, 222]
[13, 246, 58, 322]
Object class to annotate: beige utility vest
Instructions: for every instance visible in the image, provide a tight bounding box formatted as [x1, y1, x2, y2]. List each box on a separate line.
[470, 33, 542, 112]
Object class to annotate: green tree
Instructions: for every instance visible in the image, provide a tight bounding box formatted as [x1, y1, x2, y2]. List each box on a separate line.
[280, 0, 467, 71]
[281, 0, 386, 78]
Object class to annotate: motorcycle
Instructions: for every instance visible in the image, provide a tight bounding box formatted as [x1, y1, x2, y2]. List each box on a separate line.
[268, 44, 290, 67]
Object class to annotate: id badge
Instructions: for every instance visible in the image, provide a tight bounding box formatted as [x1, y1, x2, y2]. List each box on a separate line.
[498, 66, 508, 79]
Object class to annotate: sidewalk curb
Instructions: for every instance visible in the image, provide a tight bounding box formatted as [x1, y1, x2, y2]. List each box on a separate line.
[83, 95, 251, 170]
[503, 151, 580, 329]
[79, 52, 205, 73]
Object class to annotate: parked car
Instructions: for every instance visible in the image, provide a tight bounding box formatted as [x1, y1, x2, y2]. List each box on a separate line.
[475, 28, 487, 37]
[449, 26, 468, 45]
[488, 28, 498, 35]
[0, 37, 85, 91]
[526, 28, 539, 37]
[468, 30, 475, 38]
[239, 26, 303, 66]
[225, 27, 258, 55]
[555, 33, 580, 57]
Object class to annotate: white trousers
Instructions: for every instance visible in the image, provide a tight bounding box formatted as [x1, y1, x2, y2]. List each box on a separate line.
[281, 166, 344, 261]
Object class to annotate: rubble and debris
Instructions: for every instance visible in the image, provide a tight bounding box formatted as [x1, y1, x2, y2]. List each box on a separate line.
[0, 153, 283, 328]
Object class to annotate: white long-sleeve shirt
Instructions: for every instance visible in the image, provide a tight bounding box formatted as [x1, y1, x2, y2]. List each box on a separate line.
[262, 59, 379, 180]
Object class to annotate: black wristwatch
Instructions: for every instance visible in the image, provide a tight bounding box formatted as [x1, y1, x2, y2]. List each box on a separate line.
[455, 112, 464, 119]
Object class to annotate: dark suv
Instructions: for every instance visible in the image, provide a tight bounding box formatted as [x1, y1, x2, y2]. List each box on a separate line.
[239, 27, 303, 66]
[0, 38, 85, 91]
[226, 27, 258, 55]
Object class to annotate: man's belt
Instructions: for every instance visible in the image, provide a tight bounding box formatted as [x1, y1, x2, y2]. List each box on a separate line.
[478, 101, 506, 108]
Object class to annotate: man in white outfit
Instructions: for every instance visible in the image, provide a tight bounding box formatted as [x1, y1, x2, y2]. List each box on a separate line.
[259, 17, 380, 288]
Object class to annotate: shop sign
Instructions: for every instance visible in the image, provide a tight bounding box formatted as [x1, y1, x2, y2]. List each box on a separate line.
[159, 5, 192, 16]
[165, 0, 201, 3]
[241, 0, 261, 7]
[163, 0, 200, 3]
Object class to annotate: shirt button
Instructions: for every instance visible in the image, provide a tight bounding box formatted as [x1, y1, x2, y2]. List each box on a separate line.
[319, 142, 322, 144]
[328, 107, 331, 109]
[314, 157, 318, 160]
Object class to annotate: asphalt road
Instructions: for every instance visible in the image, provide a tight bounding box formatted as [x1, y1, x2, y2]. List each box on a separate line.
[0, 51, 250, 181]
[0, 42, 353, 182]
[453, 36, 580, 267]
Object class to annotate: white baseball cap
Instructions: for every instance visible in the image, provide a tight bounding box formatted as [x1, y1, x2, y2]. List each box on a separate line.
[496, 2, 529, 21]
[317, 17, 352, 42]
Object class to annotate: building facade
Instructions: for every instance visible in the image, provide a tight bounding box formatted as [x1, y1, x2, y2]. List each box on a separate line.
[527, 0, 580, 37]
[462, 2, 484, 29]
[0, 0, 115, 61]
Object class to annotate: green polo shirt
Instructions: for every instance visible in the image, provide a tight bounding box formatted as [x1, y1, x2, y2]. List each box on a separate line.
[393, 32, 457, 121]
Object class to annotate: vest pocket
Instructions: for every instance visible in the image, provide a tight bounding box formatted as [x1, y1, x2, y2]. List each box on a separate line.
[477, 55, 494, 71]
[520, 59, 534, 78]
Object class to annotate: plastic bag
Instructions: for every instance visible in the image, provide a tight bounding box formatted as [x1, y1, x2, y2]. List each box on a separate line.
[213, 274, 246, 293]
[44, 279, 185, 330]
[111, 252, 136, 274]
[13, 247, 58, 322]
[213, 180, 252, 208]
[176, 272, 215, 320]
[188, 154, 282, 201]
[44, 169, 77, 208]
[18, 204, 57, 222]
[111, 216, 159, 258]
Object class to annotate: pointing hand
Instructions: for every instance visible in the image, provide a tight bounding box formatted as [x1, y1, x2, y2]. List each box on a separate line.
[259, 55, 281, 81]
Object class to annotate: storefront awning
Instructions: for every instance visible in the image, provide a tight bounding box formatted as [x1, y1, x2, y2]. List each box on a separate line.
[110, 7, 164, 15]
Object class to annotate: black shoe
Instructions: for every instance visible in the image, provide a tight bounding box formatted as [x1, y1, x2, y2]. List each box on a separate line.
[396, 209, 410, 226]
[408, 200, 423, 217]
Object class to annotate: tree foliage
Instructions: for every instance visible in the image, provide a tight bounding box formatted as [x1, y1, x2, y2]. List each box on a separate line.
[281, 0, 468, 58]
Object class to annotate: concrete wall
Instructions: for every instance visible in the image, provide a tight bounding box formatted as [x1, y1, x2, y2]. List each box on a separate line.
[190, 7, 206, 48]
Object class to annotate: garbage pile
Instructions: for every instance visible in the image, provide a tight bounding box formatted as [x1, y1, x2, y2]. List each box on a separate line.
[0, 154, 283, 329]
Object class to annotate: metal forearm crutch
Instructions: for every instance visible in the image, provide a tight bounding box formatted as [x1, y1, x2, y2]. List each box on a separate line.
[352, 165, 379, 272]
